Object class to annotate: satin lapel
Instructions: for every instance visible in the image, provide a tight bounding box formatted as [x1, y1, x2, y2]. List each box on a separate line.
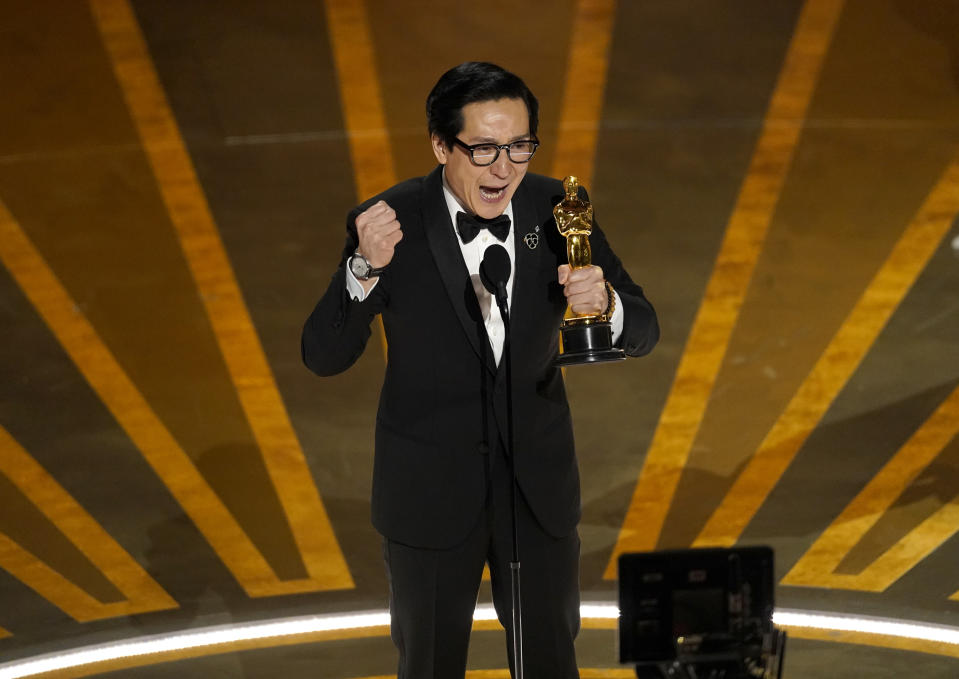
[508, 179, 544, 360]
[422, 167, 497, 375]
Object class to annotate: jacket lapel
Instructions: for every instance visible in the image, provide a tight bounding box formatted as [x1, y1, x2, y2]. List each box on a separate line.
[506, 178, 545, 361]
[422, 166, 497, 375]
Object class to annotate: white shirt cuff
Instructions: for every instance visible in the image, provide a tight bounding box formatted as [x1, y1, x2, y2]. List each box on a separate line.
[609, 289, 625, 345]
[345, 263, 378, 301]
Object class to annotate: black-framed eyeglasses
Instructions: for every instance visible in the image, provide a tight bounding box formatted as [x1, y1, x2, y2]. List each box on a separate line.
[452, 137, 540, 166]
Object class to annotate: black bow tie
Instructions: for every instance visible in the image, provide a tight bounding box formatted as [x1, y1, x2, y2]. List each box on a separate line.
[455, 211, 511, 244]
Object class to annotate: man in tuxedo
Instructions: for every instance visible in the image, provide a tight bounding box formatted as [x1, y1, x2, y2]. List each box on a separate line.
[302, 62, 658, 678]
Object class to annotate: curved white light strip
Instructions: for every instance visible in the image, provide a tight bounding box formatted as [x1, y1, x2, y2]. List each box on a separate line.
[2, 604, 958, 678]
[773, 609, 959, 645]
[0, 612, 392, 679]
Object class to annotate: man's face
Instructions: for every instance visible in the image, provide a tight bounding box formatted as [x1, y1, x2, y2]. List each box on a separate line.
[431, 97, 532, 220]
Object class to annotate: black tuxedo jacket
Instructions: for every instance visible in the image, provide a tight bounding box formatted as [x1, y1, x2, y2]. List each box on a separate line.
[302, 166, 658, 549]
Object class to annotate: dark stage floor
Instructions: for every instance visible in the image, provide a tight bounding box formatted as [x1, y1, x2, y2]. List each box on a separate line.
[2, 1, 959, 677]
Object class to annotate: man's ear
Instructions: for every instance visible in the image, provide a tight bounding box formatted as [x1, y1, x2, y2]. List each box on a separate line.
[431, 134, 449, 165]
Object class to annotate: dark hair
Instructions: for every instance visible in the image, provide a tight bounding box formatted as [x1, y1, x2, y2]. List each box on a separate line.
[426, 62, 539, 149]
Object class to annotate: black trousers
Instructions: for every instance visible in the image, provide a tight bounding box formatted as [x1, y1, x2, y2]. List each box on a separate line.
[383, 442, 581, 678]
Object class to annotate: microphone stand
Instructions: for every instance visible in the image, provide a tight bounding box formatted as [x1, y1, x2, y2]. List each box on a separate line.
[493, 283, 523, 679]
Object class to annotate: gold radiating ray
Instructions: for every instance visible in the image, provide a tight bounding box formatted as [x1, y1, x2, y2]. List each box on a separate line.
[546, 0, 629, 526]
[0, 627, 10, 639]
[0, 424, 176, 621]
[324, 0, 399, 199]
[88, 0, 353, 592]
[782, 382, 959, 591]
[550, 0, 617, 188]
[604, 0, 844, 576]
[0, 197, 302, 596]
[324, 0, 395, 361]
[696, 153, 959, 548]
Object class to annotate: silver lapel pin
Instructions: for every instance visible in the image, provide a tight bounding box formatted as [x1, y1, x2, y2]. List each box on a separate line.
[524, 232, 539, 250]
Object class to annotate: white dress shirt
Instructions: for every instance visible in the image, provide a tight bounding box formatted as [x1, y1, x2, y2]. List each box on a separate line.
[439, 182, 515, 365]
[345, 172, 624, 364]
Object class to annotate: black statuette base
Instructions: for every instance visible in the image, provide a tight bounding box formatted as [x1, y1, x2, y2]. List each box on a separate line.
[556, 322, 626, 366]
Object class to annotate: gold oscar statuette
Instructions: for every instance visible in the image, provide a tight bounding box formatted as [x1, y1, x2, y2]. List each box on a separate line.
[554, 176, 625, 365]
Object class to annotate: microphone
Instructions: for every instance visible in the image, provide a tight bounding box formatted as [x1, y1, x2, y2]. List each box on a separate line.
[480, 243, 511, 310]
[480, 241, 521, 677]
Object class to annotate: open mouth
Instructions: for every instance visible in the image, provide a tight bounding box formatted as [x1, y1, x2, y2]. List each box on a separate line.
[479, 185, 507, 202]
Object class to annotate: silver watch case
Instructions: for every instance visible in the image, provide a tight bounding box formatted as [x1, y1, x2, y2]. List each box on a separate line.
[349, 253, 383, 280]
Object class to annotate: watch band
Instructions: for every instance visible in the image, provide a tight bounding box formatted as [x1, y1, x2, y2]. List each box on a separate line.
[603, 281, 616, 322]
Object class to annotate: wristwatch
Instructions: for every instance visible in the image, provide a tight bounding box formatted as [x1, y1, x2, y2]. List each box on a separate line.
[349, 252, 386, 281]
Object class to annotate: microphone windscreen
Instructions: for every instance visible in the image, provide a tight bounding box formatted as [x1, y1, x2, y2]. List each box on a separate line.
[480, 244, 511, 295]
